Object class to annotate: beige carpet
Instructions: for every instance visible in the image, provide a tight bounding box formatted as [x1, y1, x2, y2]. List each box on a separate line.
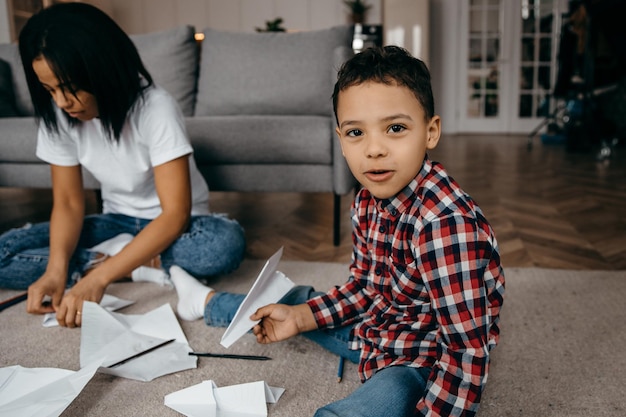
[1, 260, 625, 416]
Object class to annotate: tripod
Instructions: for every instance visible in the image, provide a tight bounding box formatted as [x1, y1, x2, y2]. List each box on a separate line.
[527, 98, 568, 150]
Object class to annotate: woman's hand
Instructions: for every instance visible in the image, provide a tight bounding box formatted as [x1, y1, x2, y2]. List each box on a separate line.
[55, 274, 107, 328]
[251, 303, 317, 344]
[26, 270, 66, 315]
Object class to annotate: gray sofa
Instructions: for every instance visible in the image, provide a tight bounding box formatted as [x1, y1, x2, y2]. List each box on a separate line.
[0, 25, 356, 244]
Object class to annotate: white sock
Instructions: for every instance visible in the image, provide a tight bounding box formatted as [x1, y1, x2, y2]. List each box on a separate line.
[89, 233, 134, 256]
[170, 265, 212, 321]
[132, 266, 172, 288]
[90, 234, 170, 285]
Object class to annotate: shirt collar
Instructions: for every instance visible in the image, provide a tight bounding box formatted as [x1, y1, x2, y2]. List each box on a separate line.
[374, 157, 432, 218]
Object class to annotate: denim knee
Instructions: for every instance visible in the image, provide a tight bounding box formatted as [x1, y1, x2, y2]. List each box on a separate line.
[314, 366, 431, 417]
[161, 214, 246, 277]
[278, 285, 321, 305]
[203, 285, 317, 327]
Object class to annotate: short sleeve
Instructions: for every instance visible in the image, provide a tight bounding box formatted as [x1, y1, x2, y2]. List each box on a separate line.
[35, 115, 80, 166]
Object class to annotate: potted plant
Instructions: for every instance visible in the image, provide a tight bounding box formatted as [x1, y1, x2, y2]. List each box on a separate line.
[255, 17, 286, 32]
[344, 0, 371, 24]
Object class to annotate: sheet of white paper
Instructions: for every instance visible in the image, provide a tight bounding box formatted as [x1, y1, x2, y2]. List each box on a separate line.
[220, 247, 295, 348]
[42, 293, 134, 327]
[164, 380, 283, 417]
[80, 302, 196, 381]
[164, 380, 217, 417]
[0, 360, 100, 417]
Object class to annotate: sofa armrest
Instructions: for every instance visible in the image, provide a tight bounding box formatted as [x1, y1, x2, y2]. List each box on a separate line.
[331, 45, 357, 195]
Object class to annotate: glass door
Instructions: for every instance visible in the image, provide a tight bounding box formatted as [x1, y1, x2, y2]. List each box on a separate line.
[458, 0, 513, 132]
[509, 0, 566, 133]
[457, 0, 567, 133]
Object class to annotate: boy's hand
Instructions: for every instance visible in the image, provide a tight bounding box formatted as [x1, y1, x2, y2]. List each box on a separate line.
[251, 303, 317, 344]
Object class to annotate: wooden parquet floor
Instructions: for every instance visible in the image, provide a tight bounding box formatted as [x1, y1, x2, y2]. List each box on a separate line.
[1, 134, 625, 270]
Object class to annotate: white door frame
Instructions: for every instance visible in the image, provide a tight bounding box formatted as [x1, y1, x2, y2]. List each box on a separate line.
[457, 0, 517, 133]
[430, 0, 567, 135]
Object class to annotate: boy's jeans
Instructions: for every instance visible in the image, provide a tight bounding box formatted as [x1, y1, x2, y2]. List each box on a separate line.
[206, 285, 430, 417]
[0, 213, 245, 289]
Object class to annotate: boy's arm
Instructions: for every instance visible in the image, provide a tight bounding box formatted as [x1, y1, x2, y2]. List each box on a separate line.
[308, 196, 377, 328]
[416, 216, 504, 416]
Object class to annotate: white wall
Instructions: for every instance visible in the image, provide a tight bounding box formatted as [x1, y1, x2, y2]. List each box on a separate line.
[383, 0, 429, 65]
[104, 0, 382, 34]
[0, 0, 384, 40]
[0, 0, 11, 44]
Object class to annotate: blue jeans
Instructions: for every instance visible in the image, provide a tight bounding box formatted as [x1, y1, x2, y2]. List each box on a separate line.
[314, 365, 430, 417]
[205, 285, 430, 417]
[0, 213, 246, 289]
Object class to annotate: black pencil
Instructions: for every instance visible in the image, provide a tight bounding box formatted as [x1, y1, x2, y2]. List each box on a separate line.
[189, 352, 271, 360]
[0, 292, 28, 312]
[107, 338, 176, 368]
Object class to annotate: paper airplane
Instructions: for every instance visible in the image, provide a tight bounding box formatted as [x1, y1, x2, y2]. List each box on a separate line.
[220, 247, 295, 348]
[165, 379, 285, 417]
[0, 361, 101, 417]
[79, 302, 196, 381]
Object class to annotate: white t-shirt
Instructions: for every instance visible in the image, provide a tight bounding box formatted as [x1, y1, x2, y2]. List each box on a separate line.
[36, 85, 210, 219]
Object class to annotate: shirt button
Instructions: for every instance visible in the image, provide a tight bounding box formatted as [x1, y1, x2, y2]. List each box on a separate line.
[375, 268, 382, 275]
[379, 225, 386, 233]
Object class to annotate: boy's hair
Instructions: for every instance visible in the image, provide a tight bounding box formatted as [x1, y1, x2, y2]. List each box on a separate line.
[332, 45, 435, 123]
[18, 2, 153, 141]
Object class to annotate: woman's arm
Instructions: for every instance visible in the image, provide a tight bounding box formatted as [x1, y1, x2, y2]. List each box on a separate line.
[95, 153, 192, 278]
[27, 164, 85, 315]
[62, 155, 192, 326]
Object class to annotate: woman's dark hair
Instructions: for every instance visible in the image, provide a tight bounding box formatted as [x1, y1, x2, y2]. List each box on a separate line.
[332, 45, 435, 123]
[18, 2, 153, 140]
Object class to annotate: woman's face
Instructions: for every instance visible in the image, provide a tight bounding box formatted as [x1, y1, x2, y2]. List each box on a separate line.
[32, 56, 99, 121]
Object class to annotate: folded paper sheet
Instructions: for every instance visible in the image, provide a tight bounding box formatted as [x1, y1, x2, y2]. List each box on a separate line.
[43, 294, 134, 327]
[164, 380, 285, 417]
[220, 247, 295, 348]
[79, 302, 196, 381]
[0, 360, 100, 417]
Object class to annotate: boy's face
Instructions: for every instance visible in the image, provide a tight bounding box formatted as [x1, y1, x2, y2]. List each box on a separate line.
[335, 81, 441, 200]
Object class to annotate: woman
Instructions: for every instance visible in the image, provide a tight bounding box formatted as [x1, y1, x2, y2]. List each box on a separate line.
[0, 3, 245, 327]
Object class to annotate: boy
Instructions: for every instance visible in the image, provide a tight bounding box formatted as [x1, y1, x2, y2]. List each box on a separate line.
[172, 46, 505, 416]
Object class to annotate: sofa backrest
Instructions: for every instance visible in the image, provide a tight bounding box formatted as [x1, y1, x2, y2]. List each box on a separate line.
[130, 25, 198, 117]
[0, 43, 34, 116]
[0, 25, 199, 118]
[194, 26, 352, 117]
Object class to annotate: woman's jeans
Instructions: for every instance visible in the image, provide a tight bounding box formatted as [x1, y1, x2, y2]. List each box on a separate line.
[205, 285, 431, 417]
[0, 213, 246, 289]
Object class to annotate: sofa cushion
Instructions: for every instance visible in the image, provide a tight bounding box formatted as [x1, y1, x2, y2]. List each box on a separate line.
[195, 26, 352, 117]
[186, 115, 332, 165]
[0, 117, 39, 162]
[0, 44, 34, 116]
[0, 59, 19, 117]
[0, 26, 198, 117]
[131, 25, 198, 117]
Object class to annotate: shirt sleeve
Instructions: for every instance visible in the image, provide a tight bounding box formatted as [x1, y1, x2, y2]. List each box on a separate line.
[307, 193, 375, 328]
[135, 87, 193, 167]
[35, 115, 79, 166]
[415, 213, 502, 416]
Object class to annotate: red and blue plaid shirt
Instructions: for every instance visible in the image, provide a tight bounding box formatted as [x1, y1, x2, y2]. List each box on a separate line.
[307, 158, 505, 416]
